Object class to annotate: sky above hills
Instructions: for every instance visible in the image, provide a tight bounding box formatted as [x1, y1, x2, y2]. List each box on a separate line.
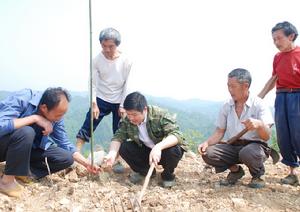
[1, 0, 299, 106]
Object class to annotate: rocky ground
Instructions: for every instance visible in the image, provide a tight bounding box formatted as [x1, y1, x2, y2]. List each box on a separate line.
[1, 152, 300, 212]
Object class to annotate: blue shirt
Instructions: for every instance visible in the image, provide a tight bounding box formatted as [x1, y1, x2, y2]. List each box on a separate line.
[0, 89, 76, 153]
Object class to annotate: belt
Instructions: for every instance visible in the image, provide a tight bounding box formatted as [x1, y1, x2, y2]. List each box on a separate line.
[276, 88, 300, 93]
[231, 139, 268, 147]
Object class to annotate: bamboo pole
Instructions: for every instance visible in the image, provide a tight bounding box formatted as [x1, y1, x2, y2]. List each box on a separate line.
[89, 0, 94, 166]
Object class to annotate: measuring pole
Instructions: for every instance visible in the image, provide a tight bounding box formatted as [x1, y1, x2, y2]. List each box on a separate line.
[89, 0, 94, 166]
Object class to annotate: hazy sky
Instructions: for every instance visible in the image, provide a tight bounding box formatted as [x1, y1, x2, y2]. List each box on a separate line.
[1, 0, 299, 105]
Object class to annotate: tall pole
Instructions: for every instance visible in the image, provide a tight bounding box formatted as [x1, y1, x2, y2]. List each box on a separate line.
[89, 0, 94, 166]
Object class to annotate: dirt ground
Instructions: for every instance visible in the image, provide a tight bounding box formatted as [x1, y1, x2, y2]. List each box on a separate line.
[1, 152, 300, 212]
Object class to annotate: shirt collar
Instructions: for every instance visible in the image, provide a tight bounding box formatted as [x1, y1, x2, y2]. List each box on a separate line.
[143, 112, 147, 123]
[28, 91, 43, 112]
[229, 94, 253, 108]
[138, 111, 147, 126]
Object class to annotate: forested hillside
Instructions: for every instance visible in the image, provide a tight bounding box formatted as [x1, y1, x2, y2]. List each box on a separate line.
[0, 91, 220, 154]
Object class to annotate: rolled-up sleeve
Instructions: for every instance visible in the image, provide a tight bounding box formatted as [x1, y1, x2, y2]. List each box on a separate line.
[0, 90, 32, 138]
[0, 119, 14, 138]
[111, 119, 128, 142]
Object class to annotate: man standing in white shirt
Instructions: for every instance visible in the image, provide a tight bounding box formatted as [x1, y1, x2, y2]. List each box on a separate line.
[76, 28, 132, 154]
[198, 68, 274, 189]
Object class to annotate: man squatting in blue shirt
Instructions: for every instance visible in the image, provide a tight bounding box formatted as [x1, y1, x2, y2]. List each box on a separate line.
[0, 88, 100, 197]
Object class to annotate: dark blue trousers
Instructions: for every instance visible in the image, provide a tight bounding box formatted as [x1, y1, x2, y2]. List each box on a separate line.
[30, 145, 73, 179]
[119, 141, 184, 181]
[76, 97, 121, 142]
[0, 126, 34, 176]
[0, 126, 73, 178]
[275, 92, 300, 167]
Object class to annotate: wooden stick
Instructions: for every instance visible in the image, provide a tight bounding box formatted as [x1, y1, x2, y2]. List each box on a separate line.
[138, 163, 155, 205]
[226, 128, 280, 164]
[227, 128, 248, 144]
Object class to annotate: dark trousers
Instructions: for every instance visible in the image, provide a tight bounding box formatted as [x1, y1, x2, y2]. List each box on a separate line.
[30, 145, 74, 179]
[76, 97, 120, 142]
[119, 141, 184, 180]
[202, 143, 267, 178]
[0, 126, 73, 178]
[275, 92, 300, 167]
[0, 126, 35, 176]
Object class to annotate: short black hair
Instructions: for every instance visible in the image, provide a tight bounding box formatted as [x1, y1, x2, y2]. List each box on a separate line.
[272, 21, 298, 41]
[123, 92, 147, 113]
[38, 87, 71, 111]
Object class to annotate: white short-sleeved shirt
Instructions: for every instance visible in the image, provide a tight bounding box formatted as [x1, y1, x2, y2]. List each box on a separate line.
[216, 95, 274, 142]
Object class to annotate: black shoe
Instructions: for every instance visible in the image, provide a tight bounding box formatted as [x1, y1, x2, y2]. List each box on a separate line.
[220, 166, 245, 186]
[161, 179, 176, 188]
[129, 171, 156, 184]
[129, 172, 144, 184]
[281, 174, 299, 186]
[248, 177, 265, 189]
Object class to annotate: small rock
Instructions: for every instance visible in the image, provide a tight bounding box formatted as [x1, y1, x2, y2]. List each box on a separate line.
[76, 165, 88, 177]
[231, 197, 247, 208]
[214, 182, 221, 189]
[15, 205, 24, 212]
[1, 195, 11, 204]
[72, 205, 82, 212]
[59, 198, 70, 205]
[67, 187, 75, 195]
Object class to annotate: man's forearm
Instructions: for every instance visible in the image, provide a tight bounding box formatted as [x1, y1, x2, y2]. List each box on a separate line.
[207, 128, 225, 146]
[155, 134, 178, 150]
[13, 115, 38, 129]
[257, 123, 272, 141]
[108, 140, 121, 155]
[258, 75, 277, 98]
[72, 152, 90, 167]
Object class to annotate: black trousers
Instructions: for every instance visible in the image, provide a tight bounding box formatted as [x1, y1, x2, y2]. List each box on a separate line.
[119, 141, 184, 181]
[0, 126, 74, 179]
[0, 126, 34, 176]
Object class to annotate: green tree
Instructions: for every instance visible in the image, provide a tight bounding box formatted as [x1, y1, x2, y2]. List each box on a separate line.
[183, 129, 204, 152]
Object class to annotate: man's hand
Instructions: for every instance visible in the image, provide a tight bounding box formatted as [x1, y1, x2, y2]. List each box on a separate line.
[85, 163, 101, 174]
[35, 115, 53, 135]
[242, 118, 271, 141]
[72, 152, 101, 175]
[118, 107, 126, 118]
[198, 141, 209, 155]
[104, 151, 118, 167]
[92, 102, 100, 119]
[149, 145, 162, 166]
[242, 118, 263, 131]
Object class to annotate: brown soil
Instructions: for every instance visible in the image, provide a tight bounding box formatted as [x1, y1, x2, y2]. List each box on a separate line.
[1, 153, 300, 212]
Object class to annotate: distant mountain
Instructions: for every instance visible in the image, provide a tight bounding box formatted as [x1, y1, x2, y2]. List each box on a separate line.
[0, 91, 10, 100]
[147, 95, 222, 120]
[0, 90, 221, 153]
